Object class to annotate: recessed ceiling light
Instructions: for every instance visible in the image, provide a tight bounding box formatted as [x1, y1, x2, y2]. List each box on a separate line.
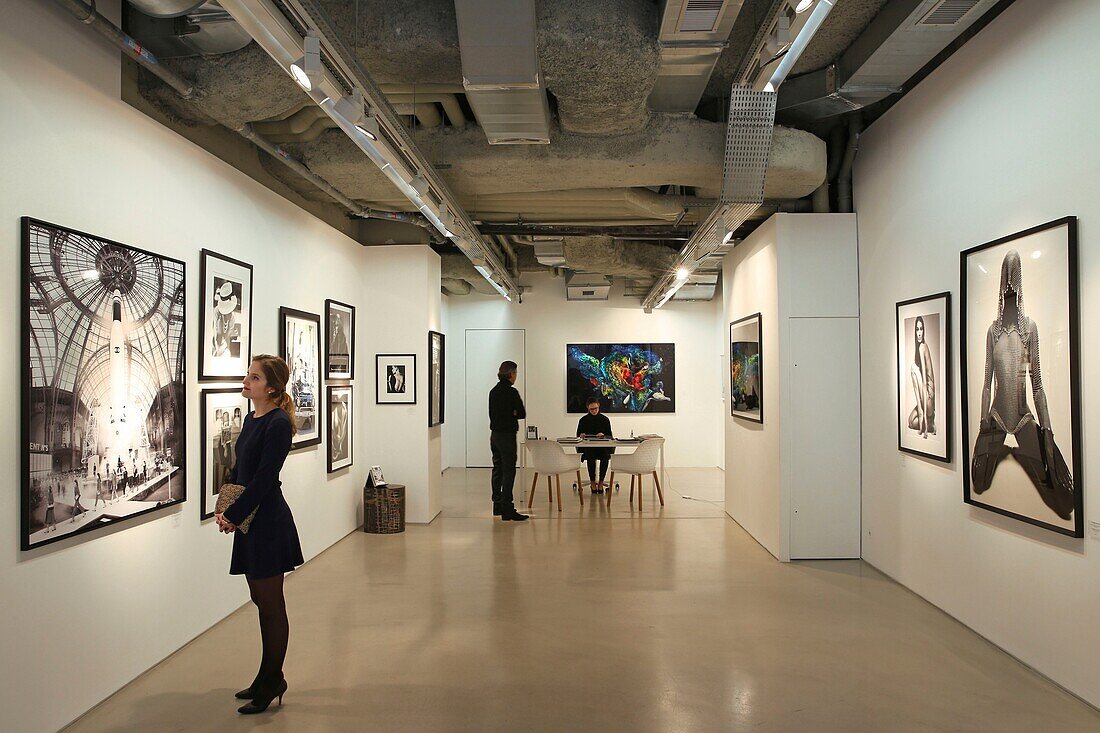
[1031, 250, 1042, 259]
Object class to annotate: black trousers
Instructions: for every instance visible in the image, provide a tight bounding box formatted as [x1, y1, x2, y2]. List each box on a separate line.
[490, 430, 518, 510]
[579, 448, 613, 482]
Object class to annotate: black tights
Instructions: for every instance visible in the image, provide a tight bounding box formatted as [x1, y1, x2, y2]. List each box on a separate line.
[247, 574, 288, 687]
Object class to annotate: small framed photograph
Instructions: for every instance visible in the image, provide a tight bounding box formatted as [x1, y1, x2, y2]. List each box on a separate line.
[279, 307, 323, 451]
[326, 385, 353, 473]
[200, 388, 249, 520]
[370, 465, 386, 487]
[325, 299, 355, 380]
[199, 249, 253, 382]
[428, 331, 446, 426]
[376, 354, 416, 404]
[896, 292, 951, 462]
[526, 426, 539, 440]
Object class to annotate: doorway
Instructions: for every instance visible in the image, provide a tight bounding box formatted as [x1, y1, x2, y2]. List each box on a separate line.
[465, 329, 526, 467]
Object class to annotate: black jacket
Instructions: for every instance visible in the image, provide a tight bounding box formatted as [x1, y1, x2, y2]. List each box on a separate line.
[489, 378, 526, 432]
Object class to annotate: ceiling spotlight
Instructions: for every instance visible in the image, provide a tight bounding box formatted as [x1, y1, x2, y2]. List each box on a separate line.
[721, 224, 735, 244]
[357, 114, 379, 141]
[289, 31, 321, 92]
[675, 267, 690, 282]
[795, 0, 815, 12]
[439, 208, 456, 238]
[763, 82, 775, 93]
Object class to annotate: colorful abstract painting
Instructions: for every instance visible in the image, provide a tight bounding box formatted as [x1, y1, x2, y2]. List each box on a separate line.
[730, 313, 763, 422]
[566, 343, 675, 413]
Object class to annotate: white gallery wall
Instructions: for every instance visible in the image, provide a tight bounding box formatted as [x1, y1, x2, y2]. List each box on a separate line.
[0, 1, 437, 731]
[442, 272, 723, 470]
[855, 0, 1099, 706]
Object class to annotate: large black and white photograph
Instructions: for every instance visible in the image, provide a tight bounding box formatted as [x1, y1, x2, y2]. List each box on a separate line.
[376, 353, 416, 404]
[280, 307, 323, 450]
[200, 388, 248, 519]
[327, 385, 353, 473]
[199, 249, 252, 381]
[21, 218, 186, 550]
[325, 299, 355, 380]
[961, 217, 1081, 537]
[428, 330, 445, 426]
[896, 293, 951, 462]
[730, 314, 763, 423]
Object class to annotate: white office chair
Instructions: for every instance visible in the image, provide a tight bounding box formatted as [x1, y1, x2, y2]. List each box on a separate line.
[607, 437, 664, 510]
[526, 439, 585, 512]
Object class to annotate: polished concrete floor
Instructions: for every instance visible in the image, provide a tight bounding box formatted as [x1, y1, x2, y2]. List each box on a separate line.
[65, 468, 1099, 732]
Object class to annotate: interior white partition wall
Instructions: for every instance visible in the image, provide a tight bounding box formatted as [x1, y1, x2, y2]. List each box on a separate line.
[0, 1, 436, 731]
[723, 213, 860, 561]
[360, 246, 443, 523]
[442, 271, 722, 470]
[855, 0, 1099, 706]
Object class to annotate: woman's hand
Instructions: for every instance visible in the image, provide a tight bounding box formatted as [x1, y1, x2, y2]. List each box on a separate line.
[214, 512, 237, 534]
[596, 433, 605, 438]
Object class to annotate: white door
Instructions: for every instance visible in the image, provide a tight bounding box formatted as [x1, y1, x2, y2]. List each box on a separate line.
[788, 316, 861, 559]
[465, 329, 526, 468]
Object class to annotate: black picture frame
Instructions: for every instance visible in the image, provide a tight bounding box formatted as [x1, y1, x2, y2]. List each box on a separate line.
[566, 343, 675, 413]
[376, 353, 417, 404]
[199, 249, 253, 382]
[729, 313, 763, 423]
[895, 292, 952, 462]
[326, 385, 353, 473]
[428, 330, 445, 427]
[279, 306, 323, 451]
[21, 217, 187, 551]
[960, 217, 1082, 537]
[200, 388, 248, 520]
[324, 298, 355, 381]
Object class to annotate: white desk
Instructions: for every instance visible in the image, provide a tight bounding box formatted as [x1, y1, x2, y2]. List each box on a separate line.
[519, 436, 666, 501]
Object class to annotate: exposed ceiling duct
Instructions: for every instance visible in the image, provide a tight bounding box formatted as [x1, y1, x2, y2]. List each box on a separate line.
[124, 1, 254, 57]
[453, 0, 551, 144]
[776, 0, 1002, 121]
[565, 273, 613, 301]
[127, 0, 205, 17]
[648, 0, 745, 114]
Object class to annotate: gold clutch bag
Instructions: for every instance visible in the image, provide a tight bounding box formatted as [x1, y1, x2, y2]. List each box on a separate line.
[214, 483, 259, 534]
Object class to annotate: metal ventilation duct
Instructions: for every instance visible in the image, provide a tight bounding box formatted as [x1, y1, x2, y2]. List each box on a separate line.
[566, 273, 612, 301]
[777, 0, 1003, 122]
[124, 1, 254, 57]
[126, 0, 204, 17]
[648, 0, 744, 114]
[454, 0, 551, 144]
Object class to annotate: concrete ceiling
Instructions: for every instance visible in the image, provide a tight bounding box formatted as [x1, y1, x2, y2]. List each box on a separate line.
[123, 0, 892, 296]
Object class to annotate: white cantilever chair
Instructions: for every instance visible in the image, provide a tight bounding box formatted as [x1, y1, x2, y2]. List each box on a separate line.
[607, 437, 664, 510]
[526, 439, 584, 512]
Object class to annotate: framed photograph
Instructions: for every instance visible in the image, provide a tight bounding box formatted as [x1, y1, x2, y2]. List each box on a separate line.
[325, 299, 355, 380]
[566, 343, 675, 413]
[21, 218, 187, 550]
[369, 465, 386, 486]
[729, 314, 763, 423]
[428, 331, 445, 427]
[200, 389, 248, 520]
[327, 385, 353, 473]
[895, 293, 951, 462]
[199, 249, 253, 381]
[376, 353, 416, 404]
[960, 217, 1081, 537]
[279, 307, 323, 450]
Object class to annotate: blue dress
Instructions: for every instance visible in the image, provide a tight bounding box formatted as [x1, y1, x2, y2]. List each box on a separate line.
[224, 408, 304, 578]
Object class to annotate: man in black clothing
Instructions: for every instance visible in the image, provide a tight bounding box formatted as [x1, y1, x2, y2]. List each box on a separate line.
[576, 397, 614, 493]
[489, 360, 529, 521]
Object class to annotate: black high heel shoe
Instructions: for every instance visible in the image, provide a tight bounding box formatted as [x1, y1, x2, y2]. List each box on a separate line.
[237, 678, 287, 714]
[234, 687, 254, 700]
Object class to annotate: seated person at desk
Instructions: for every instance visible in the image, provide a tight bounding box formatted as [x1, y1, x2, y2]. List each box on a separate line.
[576, 397, 614, 494]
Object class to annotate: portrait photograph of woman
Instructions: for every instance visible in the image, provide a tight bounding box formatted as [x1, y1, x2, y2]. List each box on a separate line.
[895, 292, 951, 462]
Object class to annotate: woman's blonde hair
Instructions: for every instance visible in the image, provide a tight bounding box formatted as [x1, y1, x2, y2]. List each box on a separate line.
[252, 354, 298, 435]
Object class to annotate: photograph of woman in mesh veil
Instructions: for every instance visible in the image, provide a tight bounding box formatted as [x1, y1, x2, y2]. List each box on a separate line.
[962, 218, 1081, 536]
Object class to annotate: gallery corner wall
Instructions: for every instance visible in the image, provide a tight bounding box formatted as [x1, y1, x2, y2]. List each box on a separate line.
[441, 271, 722, 471]
[0, 1, 438, 730]
[723, 213, 861, 562]
[855, 0, 1099, 706]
